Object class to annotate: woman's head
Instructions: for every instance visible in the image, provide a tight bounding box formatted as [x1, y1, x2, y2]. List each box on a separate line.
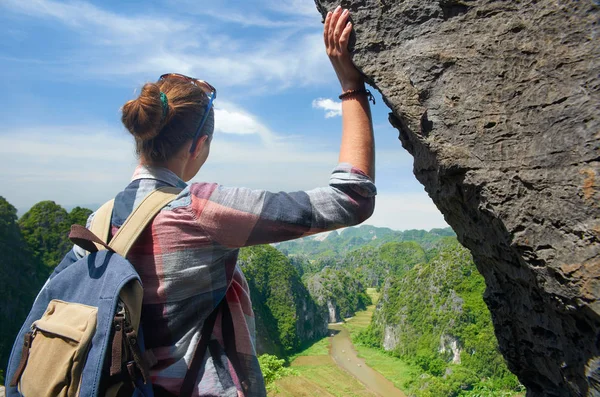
[121, 75, 215, 170]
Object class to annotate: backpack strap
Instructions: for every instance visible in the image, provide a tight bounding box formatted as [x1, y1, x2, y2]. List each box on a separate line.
[221, 300, 250, 393]
[108, 186, 182, 257]
[107, 186, 181, 334]
[85, 186, 181, 394]
[90, 199, 115, 251]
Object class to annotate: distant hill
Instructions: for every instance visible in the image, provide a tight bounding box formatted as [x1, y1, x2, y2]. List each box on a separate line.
[275, 225, 455, 259]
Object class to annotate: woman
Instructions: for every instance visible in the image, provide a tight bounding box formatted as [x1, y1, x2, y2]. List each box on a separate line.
[114, 7, 374, 396]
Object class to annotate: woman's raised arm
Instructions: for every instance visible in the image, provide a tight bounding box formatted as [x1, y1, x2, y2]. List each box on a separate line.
[325, 6, 375, 181]
[185, 9, 377, 248]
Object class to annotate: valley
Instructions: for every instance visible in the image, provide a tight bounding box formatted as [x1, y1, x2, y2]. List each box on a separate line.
[1, 197, 524, 396]
[270, 289, 406, 397]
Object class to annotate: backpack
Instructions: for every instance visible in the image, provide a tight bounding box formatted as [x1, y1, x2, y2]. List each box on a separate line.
[5, 187, 249, 397]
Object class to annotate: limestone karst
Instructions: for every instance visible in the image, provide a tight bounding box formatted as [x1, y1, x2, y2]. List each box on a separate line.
[313, 0, 600, 395]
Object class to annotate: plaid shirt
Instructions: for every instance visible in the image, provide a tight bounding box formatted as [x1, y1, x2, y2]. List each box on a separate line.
[81, 163, 376, 396]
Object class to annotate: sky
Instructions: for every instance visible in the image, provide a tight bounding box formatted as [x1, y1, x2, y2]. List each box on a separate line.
[0, 0, 448, 231]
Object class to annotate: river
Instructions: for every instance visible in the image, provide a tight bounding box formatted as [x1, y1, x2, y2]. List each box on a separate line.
[328, 323, 406, 397]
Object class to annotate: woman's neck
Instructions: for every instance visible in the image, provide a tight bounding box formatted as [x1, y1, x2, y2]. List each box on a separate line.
[140, 157, 186, 181]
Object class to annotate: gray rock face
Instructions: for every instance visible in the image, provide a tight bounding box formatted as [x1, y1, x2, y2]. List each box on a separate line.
[314, 0, 600, 395]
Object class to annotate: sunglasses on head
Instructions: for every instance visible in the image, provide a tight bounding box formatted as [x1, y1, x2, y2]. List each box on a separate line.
[159, 73, 217, 153]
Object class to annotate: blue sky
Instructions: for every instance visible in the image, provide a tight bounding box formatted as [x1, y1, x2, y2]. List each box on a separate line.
[0, 0, 448, 231]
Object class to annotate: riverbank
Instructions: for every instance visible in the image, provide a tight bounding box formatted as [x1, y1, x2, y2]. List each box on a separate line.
[270, 336, 378, 396]
[344, 289, 420, 391]
[329, 323, 406, 397]
[270, 288, 411, 397]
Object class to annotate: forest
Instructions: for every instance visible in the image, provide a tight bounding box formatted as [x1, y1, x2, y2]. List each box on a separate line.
[0, 197, 522, 396]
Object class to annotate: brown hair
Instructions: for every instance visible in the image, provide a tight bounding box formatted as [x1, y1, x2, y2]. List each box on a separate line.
[121, 78, 214, 163]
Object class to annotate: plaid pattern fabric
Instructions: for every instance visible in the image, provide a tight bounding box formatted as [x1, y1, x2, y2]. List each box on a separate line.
[83, 163, 376, 396]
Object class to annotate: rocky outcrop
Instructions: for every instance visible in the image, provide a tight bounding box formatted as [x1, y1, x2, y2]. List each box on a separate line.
[439, 334, 462, 365]
[314, 1, 599, 395]
[327, 300, 341, 323]
[306, 267, 371, 323]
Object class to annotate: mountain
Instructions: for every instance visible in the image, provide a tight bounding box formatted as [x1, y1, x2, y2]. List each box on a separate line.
[275, 225, 455, 260]
[285, 240, 429, 289]
[358, 238, 520, 395]
[19, 202, 92, 273]
[1, 199, 92, 382]
[238, 245, 328, 357]
[305, 267, 371, 322]
[340, 241, 427, 287]
[0, 197, 45, 381]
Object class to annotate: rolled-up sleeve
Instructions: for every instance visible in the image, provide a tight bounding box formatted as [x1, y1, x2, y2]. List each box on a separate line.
[190, 163, 376, 248]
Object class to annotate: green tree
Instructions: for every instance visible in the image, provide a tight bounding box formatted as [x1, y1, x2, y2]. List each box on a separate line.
[69, 206, 93, 227]
[364, 237, 520, 395]
[19, 201, 71, 271]
[258, 354, 296, 390]
[0, 197, 45, 380]
[19, 202, 92, 273]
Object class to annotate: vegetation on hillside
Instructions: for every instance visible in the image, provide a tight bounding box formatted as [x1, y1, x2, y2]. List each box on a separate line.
[305, 267, 371, 321]
[0, 198, 91, 383]
[341, 241, 426, 287]
[0, 198, 43, 381]
[19, 201, 91, 272]
[238, 245, 328, 356]
[276, 225, 454, 260]
[355, 238, 522, 396]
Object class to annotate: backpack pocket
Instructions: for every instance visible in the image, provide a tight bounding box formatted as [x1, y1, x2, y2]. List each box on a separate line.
[18, 299, 98, 397]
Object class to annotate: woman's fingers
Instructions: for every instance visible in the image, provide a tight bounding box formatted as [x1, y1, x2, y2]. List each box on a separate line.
[339, 21, 353, 53]
[329, 6, 342, 49]
[334, 9, 350, 48]
[324, 7, 362, 88]
[324, 6, 353, 57]
[324, 11, 332, 50]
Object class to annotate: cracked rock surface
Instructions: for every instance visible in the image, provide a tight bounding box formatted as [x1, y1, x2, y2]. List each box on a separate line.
[313, 0, 600, 395]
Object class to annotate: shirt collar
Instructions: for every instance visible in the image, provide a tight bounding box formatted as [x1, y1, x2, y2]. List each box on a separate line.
[131, 164, 188, 188]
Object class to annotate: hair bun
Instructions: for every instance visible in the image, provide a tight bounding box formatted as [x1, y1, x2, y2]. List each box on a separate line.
[121, 83, 167, 141]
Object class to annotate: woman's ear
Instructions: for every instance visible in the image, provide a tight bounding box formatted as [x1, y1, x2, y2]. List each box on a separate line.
[192, 135, 209, 159]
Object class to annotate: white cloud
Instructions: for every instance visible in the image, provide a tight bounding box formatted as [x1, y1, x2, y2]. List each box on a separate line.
[215, 106, 267, 135]
[265, 0, 321, 17]
[364, 193, 449, 231]
[312, 98, 342, 118]
[213, 101, 283, 146]
[1, 0, 188, 43]
[0, 0, 332, 90]
[0, 107, 337, 211]
[0, 120, 446, 232]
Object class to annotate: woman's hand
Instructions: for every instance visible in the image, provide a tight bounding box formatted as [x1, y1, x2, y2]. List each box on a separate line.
[324, 6, 364, 92]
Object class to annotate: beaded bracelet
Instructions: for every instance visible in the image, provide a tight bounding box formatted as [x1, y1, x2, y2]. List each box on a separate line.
[339, 88, 376, 105]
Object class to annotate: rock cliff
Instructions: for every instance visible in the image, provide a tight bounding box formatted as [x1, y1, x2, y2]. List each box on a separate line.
[306, 267, 371, 322]
[314, 1, 600, 395]
[238, 245, 328, 356]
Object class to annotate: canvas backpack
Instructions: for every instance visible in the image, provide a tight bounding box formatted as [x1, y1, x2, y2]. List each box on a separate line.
[5, 187, 249, 397]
